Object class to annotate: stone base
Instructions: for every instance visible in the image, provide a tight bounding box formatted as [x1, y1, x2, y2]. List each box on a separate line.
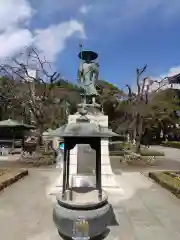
[53, 194, 111, 239]
[78, 103, 101, 110]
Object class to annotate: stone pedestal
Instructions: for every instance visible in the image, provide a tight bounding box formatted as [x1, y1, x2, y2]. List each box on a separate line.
[68, 113, 108, 127]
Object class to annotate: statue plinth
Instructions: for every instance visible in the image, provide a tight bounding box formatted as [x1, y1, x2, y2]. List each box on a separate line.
[77, 102, 102, 116]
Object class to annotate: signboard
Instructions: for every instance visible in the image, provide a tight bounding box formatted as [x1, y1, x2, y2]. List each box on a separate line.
[72, 217, 90, 240]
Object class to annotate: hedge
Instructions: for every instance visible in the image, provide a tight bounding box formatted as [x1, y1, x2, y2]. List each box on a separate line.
[149, 172, 180, 199]
[110, 151, 124, 156]
[161, 141, 180, 149]
[110, 148, 164, 156]
[140, 149, 164, 156]
[0, 170, 28, 192]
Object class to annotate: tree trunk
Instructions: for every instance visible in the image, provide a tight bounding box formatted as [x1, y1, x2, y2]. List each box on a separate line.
[0, 106, 3, 121]
[135, 140, 141, 153]
[135, 116, 143, 153]
[38, 124, 44, 146]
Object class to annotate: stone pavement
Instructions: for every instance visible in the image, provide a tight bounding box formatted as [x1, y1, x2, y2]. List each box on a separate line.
[150, 145, 180, 162]
[0, 169, 60, 240]
[110, 155, 180, 173]
[107, 173, 180, 240]
[0, 169, 180, 239]
[0, 154, 21, 161]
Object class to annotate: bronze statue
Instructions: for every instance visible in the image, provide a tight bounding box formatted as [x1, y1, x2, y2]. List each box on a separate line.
[78, 45, 99, 104]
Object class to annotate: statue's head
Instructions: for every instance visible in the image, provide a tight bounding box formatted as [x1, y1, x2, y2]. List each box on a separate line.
[86, 57, 92, 63]
[78, 50, 98, 62]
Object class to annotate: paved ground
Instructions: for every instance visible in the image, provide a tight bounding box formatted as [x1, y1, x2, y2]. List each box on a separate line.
[0, 169, 60, 240]
[108, 173, 180, 240]
[110, 155, 180, 173]
[150, 145, 180, 162]
[0, 169, 180, 239]
[110, 145, 180, 173]
[0, 154, 21, 161]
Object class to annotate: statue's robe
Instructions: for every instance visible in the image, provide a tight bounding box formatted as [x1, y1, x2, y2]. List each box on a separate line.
[78, 62, 99, 96]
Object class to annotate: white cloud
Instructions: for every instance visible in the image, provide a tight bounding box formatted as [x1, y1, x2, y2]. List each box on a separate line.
[0, 29, 33, 59]
[79, 5, 91, 14]
[0, 0, 86, 63]
[167, 66, 180, 77]
[34, 20, 86, 62]
[1, 0, 179, 63]
[0, 0, 34, 31]
[0, 0, 34, 59]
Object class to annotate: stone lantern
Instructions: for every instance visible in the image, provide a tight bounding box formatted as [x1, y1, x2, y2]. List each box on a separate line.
[50, 111, 119, 239]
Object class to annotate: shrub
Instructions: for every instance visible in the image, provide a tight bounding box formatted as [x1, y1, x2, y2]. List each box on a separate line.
[21, 145, 55, 166]
[140, 149, 164, 156]
[119, 142, 132, 150]
[110, 151, 124, 156]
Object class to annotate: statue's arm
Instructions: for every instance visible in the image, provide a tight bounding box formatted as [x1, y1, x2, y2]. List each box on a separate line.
[77, 69, 83, 83]
[93, 63, 99, 82]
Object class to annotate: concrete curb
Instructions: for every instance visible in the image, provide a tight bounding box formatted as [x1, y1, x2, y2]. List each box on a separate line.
[0, 170, 28, 191]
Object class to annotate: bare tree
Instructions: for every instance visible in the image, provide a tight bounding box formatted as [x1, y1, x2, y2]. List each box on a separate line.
[0, 48, 62, 145]
[123, 65, 177, 152]
[125, 65, 150, 152]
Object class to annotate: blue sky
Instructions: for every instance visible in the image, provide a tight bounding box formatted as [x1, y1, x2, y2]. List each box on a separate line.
[1, 0, 180, 88]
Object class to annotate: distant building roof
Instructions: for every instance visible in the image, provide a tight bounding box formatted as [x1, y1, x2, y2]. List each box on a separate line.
[167, 73, 180, 84]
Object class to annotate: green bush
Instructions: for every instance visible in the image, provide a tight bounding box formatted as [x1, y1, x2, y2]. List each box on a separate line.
[119, 142, 132, 150]
[110, 149, 164, 156]
[161, 141, 180, 149]
[140, 149, 164, 156]
[110, 142, 164, 156]
[110, 151, 124, 156]
[149, 172, 180, 198]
